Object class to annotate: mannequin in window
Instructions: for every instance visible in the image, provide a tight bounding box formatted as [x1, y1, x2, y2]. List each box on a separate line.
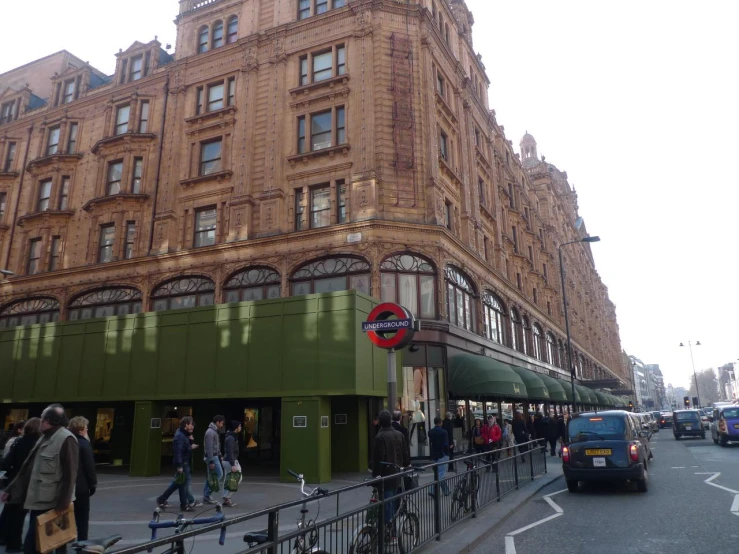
[409, 401, 427, 447]
[413, 367, 426, 402]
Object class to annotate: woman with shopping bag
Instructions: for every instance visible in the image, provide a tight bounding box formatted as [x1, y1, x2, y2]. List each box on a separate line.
[221, 421, 242, 507]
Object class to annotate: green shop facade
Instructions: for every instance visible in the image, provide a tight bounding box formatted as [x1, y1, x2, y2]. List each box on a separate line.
[0, 290, 618, 483]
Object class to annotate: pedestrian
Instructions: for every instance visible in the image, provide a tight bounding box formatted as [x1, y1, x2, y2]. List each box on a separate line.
[1, 421, 24, 458]
[546, 413, 559, 456]
[534, 412, 547, 452]
[557, 414, 568, 455]
[2, 404, 78, 554]
[512, 412, 530, 463]
[203, 415, 225, 504]
[441, 412, 456, 472]
[488, 416, 502, 471]
[372, 410, 410, 544]
[391, 411, 411, 462]
[68, 416, 97, 543]
[502, 418, 515, 456]
[428, 417, 450, 497]
[470, 418, 486, 457]
[156, 416, 197, 512]
[221, 421, 242, 507]
[0, 418, 41, 553]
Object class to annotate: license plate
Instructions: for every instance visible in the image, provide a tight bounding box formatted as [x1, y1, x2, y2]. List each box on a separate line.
[593, 457, 606, 467]
[685, 425, 692, 430]
[585, 449, 612, 456]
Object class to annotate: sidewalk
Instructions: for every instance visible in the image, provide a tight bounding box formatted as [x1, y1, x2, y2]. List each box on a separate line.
[418, 458, 564, 554]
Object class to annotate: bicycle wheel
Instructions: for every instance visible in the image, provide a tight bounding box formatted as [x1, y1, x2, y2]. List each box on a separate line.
[397, 513, 419, 554]
[450, 498, 465, 522]
[349, 525, 377, 554]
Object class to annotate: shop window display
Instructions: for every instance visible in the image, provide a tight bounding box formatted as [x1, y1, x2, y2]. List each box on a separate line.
[401, 366, 444, 458]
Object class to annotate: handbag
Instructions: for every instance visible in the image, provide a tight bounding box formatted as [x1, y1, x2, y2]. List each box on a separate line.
[207, 468, 221, 493]
[224, 470, 242, 492]
[174, 470, 186, 485]
[36, 504, 77, 554]
[473, 436, 484, 445]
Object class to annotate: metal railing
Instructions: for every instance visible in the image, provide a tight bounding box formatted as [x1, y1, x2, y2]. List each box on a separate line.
[110, 440, 547, 554]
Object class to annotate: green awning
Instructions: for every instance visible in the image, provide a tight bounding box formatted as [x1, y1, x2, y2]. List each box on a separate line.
[613, 395, 626, 407]
[593, 391, 610, 406]
[536, 373, 568, 403]
[509, 366, 550, 401]
[558, 379, 581, 403]
[448, 352, 528, 400]
[576, 386, 598, 406]
[607, 394, 619, 407]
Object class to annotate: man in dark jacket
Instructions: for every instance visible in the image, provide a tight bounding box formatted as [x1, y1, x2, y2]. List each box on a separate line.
[391, 411, 411, 462]
[533, 413, 547, 451]
[512, 412, 530, 463]
[372, 410, 410, 526]
[428, 417, 450, 496]
[441, 412, 456, 472]
[157, 417, 196, 512]
[546, 413, 560, 456]
[68, 416, 97, 542]
[221, 421, 242, 507]
[203, 415, 225, 504]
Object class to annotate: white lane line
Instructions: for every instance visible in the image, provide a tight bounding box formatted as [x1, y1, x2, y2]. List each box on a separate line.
[505, 535, 516, 554]
[543, 496, 563, 514]
[504, 488, 567, 554]
[507, 513, 562, 537]
[671, 467, 686, 469]
[702, 472, 739, 494]
[731, 494, 739, 513]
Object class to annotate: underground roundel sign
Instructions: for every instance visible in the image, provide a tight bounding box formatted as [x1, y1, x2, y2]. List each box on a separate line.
[361, 302, 415, 350]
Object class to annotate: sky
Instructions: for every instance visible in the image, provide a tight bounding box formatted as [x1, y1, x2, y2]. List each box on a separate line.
[2, 1, 737, 390]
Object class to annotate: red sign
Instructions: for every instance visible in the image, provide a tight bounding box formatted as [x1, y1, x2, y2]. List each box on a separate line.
[362, 303, 416, 350]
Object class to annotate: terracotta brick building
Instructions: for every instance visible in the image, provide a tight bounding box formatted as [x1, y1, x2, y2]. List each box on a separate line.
[0, 0, 629, 469]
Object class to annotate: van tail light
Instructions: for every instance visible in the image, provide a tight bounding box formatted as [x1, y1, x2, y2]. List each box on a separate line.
[629, 444, 639, 462]
[719, 421, 727, 433]
[562, 446, 570, 463]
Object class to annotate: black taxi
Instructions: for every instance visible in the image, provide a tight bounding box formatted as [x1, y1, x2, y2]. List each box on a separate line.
[562, 410, 651, 493]
[672, 409, 705, 440]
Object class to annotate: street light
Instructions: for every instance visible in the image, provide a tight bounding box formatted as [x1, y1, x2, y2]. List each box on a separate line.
[558, 235, 600, 412]
[679, 341, 701, 407]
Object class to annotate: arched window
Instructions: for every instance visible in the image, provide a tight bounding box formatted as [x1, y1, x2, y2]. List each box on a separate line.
[152, 276, 215, 311]
[212, 21, 224, 48]
[68, 287, 142, 321]
[224, 267, 281, 302]
[291, 256, 370, 296]
[558, 339, 566, 370]
[509, 307, 523, 352]
[482, 291, 504, 344]
[521, 315, 531, 356]
[445, 266, 475, 332]
[198, 26, 209, 53]
[0, 297, 60, 328]
[380, 253, 436, 318]
[227, 16, 238, 44]
[532, 323, 543, 361]
[546, 332, 557, 366]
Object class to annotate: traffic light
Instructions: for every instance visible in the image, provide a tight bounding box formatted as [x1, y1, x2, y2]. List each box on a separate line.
[684, 396, 690, 407]
[693, 396, 699, 408]
[628, 400, 634, 410]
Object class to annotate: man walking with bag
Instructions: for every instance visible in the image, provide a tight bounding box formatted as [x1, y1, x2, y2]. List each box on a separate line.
[203, 415, 225, 504]
[156, 416, 197, 512]
[428, 417, 450, 497]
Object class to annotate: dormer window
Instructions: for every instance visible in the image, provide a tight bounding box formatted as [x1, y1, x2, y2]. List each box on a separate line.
[0, 100, 17, 124]
[118, 50, 152, 84]
[62, 79, 76, 104]
[129, 55, 144, 81]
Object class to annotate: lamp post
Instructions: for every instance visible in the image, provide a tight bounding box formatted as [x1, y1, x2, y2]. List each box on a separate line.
[558, 235, 600, 413]
[679, 341, 701, 408]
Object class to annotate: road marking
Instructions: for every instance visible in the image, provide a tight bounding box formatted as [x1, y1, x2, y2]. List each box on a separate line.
[671, 466, 686, 469]
[731, 494, 739, 513]
[701, 472, 739, 494]
[504, 488, 567, 554]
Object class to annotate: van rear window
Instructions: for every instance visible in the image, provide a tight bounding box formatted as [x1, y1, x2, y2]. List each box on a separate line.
[569, 416, 626, 440]
[675, 412, 699, 421]
[721, 408, 739, 419]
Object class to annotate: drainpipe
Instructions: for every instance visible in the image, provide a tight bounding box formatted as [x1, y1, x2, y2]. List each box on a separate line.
[148, 76, 170, 254]
[4, 123, 34, 270]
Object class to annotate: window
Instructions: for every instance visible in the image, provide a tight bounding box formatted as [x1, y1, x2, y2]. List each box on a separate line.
[228, 78, 235, 106]
[0, 192, 6, 219]
[545, 333, 556, 365]
[27, 238, 42, 274]
[152, 276, 215, 311]
[512, 226, 518, 252]
[125, 222, 136, 259]
[49, 236, 61, 271]
[227, 16, 238, 43]
[547, 301, 551, 316]
[337, 179, 347, 223]
[298, 0, 310, 19]
[445, 266, 475, 332]
[68, 287, 143, 320]
[99, 224, 115, 263]
[478, 177, 485, 206]
[474, 127, 480, 147]
[199, 139, 222, 176]
[436, 73, 445, 97]
[0, 298, 60, 328]
[310, 186, 331, 228]
[1, 100, 16, 124]
[528, 245, 533, 261]
[37, 179, 52, 212]
[59, 176, 70, 210]
[3, 142, 16, 172]
[381, 253, 436, 319]
[138, 101, 150, 133]
[509, 307, 523, 352]
[47, 127, 61, 155]
[212, 21, 224, 49]
[439, 131, 448, 160]
[298, 0, 346, 21]
[224, 267, 281, 302]
[516, 272, 522, 290]
[198, 26, 209, 53]
[532, 323, 543, 360]
[106, 161, 123, 195]
[533, 287, 538, 304]
[543, 263, 548, 283]
[300, 45, 346, 86]
[208, 83, 224, 111]
[194, 207, 217, 248]
[483, 291, 504, 343]
[132, 158, 143, 193]
[444, 201, 452, 230]
[508, 183, 514, 208]
[115, 105, 130, 135]
[62, 79, 76, 104]
[483, 236, 489, 262]
[67, 123, 78, 153]
[197, 78, 235, 114]
[297, 106, 345, 153]
[291, 256, 371, 296]
[295, 190, 305, 230]
[129, 55, 143, 81]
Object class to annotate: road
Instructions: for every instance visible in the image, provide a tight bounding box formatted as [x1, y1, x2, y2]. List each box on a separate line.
[470, 429, 739, 554]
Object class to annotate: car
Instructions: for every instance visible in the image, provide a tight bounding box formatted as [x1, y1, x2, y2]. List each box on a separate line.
[658, 413, 673, 428]
[710, 405, 739, 446]
[562, 410, 651, 493]
[645, 413, 659, 433]
[635, 413, 654, 439]
[650, 411, 661, 432]
[672, 410, 705, 440]
[699, 411, 710, 430]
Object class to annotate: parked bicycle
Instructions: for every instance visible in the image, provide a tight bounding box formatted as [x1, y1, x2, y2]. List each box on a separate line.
[243, 469, 330, 553]
[450, 457, 481, 522]
[349, 463, 420, 554]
